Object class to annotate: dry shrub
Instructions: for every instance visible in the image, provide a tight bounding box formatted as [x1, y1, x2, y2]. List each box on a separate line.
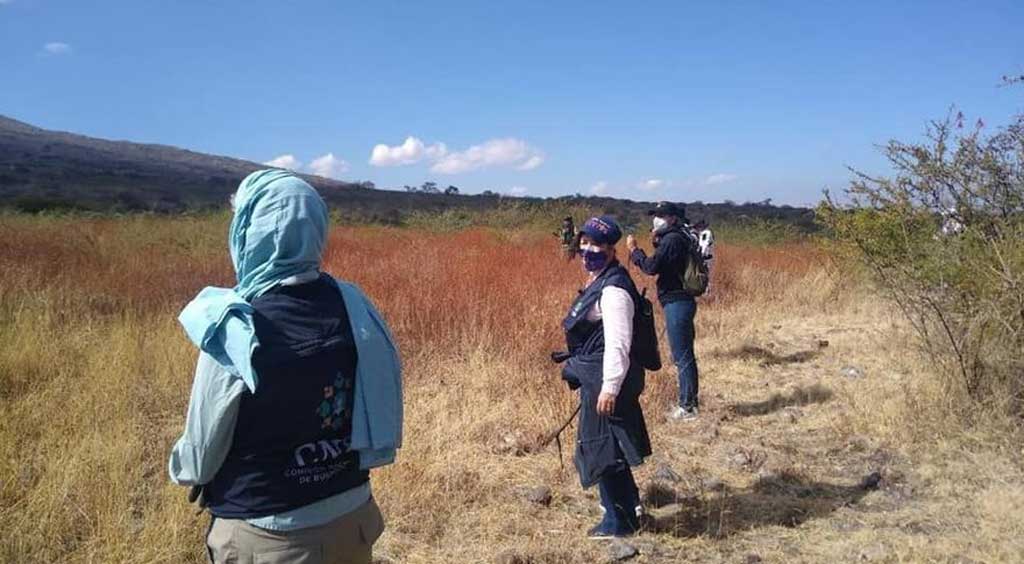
[821, 109, 1024, 421]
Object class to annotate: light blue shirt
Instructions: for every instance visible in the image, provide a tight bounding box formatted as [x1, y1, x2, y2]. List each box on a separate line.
[168, 278, 403, 531]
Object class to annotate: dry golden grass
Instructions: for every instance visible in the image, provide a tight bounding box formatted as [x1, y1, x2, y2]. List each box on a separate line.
[1, 214, 1021, 563]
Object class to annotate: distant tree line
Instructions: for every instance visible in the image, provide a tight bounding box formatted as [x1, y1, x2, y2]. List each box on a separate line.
[401, 181, 463, 196]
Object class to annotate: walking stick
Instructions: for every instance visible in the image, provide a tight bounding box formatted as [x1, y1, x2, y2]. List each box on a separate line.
[535, 402, 581, 469]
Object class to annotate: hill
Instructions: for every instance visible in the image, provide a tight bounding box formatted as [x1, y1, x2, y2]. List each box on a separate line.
[0, 114, 816, 229]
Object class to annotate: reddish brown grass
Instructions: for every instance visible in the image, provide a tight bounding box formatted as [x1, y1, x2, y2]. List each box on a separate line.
[0, 214, 849, 563]
[0, 217, 826, 349]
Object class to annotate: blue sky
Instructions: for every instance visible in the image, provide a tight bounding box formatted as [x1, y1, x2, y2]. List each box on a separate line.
[1, 1, 1021, 205]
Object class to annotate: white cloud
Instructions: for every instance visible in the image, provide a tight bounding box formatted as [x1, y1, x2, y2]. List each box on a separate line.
[369, 135, 544, 174]
[431, 138, 544, 174]
[369, 136, 447, 167]
[705, 173, 738, 185]
[589, 181, 609, 195]
[263, 154, 301, 171]
[508, 186, 528, 197]
[638, 178, 664, 191]
[517, 154, 545, 171]
[308, 153, 350, 179]
[42, 42, 72, 55]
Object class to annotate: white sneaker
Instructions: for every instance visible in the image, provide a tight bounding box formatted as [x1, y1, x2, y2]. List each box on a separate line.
[598, 505, 645, 518]
[668, 406, 699, 421]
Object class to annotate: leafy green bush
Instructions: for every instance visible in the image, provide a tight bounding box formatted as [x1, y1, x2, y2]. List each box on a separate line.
[820, 110, 1024, 416]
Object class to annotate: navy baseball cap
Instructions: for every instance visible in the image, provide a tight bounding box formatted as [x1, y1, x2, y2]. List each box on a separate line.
[647, 201, 686, 218]
[580, 215, 623, 245]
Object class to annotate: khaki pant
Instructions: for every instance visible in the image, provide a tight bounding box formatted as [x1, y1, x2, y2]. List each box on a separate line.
[206, 497, 385, 564]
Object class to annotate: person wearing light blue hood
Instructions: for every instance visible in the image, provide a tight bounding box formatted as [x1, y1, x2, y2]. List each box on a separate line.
[168, 169, 402, 564]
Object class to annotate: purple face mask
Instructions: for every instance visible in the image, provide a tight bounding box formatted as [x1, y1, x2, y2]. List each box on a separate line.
[581, 244, 609, 272]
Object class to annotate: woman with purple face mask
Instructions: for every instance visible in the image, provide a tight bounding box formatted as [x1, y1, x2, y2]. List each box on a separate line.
[560, 216, 652, 539]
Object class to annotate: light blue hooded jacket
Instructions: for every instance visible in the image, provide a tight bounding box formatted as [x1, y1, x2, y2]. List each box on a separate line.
[168, 170, 402, 530]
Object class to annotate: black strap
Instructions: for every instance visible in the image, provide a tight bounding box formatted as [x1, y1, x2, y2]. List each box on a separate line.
[205, 516, 216, 564]
[539, 403, 581, 470]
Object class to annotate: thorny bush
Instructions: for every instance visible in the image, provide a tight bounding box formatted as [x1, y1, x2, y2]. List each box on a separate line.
[820, 109, 1024, 419]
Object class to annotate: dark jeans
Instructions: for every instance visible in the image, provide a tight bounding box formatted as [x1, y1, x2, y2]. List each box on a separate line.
[596, 464, 640, 534]
[663, 298, 699, 409]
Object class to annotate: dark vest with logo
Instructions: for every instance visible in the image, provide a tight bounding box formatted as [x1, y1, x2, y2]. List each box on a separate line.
[203, 275, 369, 519]
[561, 261, 652, 487]
[563, 262, 641, 355]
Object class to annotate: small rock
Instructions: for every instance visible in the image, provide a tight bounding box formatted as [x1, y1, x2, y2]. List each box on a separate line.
[771, 324, 782, 330]
[607, 540, 639, 562]
[631, 540, 662, 558]
[703, 477, 726, 492]
[885, 481, 915, 503]
[832, 518, 863, 533]
[847, 435, 871, 451]
[727, 448, 751, 468]
[699, 424, 720, 441]
[859, 543, 889, 561]
[729, 454, 753, 468]
[495, 549, 532, 564]
[841, 365, 865, 379]
[756, 468, 779, 482]
[783, 406, 803, 424]
[653, 463, 681, 483]
[817, 339, 830, 348]
[495, 431, 528, 455]
[860, 471, 883, 491]
[746, 554, 763, 564]
[523, 485, 553, 506]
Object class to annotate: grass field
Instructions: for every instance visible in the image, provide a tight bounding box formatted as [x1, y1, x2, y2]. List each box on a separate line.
[1, 214, 1021, 563]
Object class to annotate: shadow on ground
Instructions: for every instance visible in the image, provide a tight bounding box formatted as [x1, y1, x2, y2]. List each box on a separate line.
[715, 344, 822, 367]
[728, 384, 833, 416]
[644, 470, 872, 539]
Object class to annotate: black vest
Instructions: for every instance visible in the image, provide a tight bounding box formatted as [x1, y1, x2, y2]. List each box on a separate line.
[563, 261, 642, 357]
[204, 275, 369, 519]
[560, 261, 652, 487]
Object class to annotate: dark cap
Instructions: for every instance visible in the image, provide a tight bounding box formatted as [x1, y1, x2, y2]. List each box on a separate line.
[580, 215, 623, 246]
[647, 201, 686, 218]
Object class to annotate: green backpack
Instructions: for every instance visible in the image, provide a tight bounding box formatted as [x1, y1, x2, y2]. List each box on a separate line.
[680, 231, 709, 297]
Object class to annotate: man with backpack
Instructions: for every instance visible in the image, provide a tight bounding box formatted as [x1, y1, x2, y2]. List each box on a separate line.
[626, 202, 706, 421]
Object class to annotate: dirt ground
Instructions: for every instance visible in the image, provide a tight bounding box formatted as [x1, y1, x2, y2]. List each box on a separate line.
[374, 300, 1024, 564]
